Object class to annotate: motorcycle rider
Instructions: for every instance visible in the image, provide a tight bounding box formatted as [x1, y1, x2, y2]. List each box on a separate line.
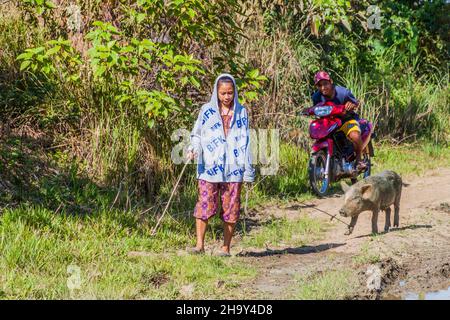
[311, 71, 366, 171]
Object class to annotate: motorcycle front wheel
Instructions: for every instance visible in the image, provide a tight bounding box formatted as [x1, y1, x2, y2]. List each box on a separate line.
[308, 150, 330, 197]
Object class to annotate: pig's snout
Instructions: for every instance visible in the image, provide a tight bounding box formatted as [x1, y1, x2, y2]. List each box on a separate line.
[339, 209, 347, 217]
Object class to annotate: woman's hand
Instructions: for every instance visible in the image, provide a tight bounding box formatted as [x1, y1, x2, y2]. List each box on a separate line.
[186, 150, 197, 161]
[345, 101, 357, 111]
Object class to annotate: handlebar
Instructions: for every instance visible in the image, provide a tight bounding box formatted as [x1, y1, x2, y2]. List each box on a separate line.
[299, 103, 347, 117]
[300, 108, 312, 116]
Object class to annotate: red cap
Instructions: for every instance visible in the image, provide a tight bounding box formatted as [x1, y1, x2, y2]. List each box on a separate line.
[314, 71, 331, 85]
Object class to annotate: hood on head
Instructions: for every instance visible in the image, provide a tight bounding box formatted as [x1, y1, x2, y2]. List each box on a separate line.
[210, 73, 240, 110]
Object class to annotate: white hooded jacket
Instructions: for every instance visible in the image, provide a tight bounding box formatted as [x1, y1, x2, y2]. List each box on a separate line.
[188, 74, 255, 183]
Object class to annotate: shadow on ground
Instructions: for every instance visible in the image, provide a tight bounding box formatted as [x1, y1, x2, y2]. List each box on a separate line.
[236, 242, 346, 257]
[353, 224, 433, 239]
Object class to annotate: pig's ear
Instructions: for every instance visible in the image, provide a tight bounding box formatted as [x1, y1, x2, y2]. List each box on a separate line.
[361, 184, 373, 200]
[340, 181, 350, 193]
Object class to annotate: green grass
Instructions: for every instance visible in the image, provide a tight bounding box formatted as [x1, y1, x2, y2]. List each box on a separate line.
[292, 269, 359, 300]
[241, 216, 326, 249]
[0, 207, 256, 299]
[373, 141, 450, 177]
[256, 143, 310, 197]
[352, 242, 381, 266]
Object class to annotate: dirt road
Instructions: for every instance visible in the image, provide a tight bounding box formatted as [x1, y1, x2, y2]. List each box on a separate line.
[237, 168, 450, 299]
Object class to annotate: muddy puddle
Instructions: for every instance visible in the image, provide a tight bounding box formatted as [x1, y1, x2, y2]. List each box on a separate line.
[385, 285, 450, 300]
[404, 286, 450, 300]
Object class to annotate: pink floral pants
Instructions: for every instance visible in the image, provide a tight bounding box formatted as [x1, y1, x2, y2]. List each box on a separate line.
[193, 180, 242, 223]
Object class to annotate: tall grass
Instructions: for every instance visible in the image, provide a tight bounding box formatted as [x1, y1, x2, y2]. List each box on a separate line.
[341, 61, 449, 144]
[239, 7, 450, 146]
[237, 13, 320, 134]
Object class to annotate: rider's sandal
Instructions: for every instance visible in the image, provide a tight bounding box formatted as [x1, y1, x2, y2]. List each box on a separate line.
[356, 161, 367, 171]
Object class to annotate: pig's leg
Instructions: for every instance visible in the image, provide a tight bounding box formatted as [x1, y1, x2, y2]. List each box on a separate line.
[345, 216, 359, 235]
[371, 209, 379, 234]
[394, 192, 401, 228]
[384, 207, 391, 232]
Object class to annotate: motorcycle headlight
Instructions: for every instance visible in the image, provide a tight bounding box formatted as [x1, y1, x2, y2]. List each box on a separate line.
[314, 106, 333, 117]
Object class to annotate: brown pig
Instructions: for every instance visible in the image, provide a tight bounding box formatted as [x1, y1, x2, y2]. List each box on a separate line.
[339, 170, 403, 235]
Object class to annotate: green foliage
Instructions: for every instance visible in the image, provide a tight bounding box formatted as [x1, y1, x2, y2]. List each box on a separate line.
[5, 0, 267, 195]
[255, 0, 449, 76]
[256, 143, 310, 199]
[128, 0, 242, 46]
[12, 0, 267, 126]
[16, 37, 82, 83]
[84, 20, 205, 128]
[19, 0, 56, 16]
[237, 68, 268, 105]
[260, 0, 357, 38]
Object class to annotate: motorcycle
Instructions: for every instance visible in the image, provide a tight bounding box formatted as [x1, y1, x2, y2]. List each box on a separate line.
[301, 101, 374, 197]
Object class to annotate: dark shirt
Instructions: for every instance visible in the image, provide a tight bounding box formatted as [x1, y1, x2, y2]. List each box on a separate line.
[312, 85, 359, 122]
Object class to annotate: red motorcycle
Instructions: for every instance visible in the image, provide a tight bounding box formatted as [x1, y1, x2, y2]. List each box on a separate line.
[301, 101, 374, 197]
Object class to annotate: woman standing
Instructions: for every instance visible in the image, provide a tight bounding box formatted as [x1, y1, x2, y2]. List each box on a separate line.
[187, 74, 255, 256]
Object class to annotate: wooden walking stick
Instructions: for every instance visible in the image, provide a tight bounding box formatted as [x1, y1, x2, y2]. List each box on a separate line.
[151, 160, 190, 236]
[243, 184, 249, 236]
